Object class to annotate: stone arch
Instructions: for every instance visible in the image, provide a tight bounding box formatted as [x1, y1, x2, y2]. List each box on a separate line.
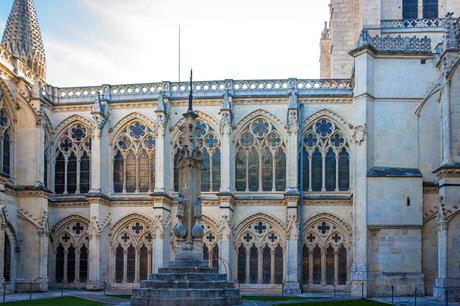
[110, 112, 159, 143]
[54, 115, 95, 140]
[51, 215, 90, 250]
[234, 109, 287, 140]
[235, 213, 286, 249]
[170, 110, 220, 146]
[303, 109, 353, 141]
[0, 79, 18, 123]
[202, 215, 219, 248]
[109, 213, 154, 249]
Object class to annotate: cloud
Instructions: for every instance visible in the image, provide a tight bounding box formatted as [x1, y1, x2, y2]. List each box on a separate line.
[41, 0, 329, 86]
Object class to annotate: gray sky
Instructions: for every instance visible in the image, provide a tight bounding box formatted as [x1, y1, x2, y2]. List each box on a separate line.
[0, 0, 330, 86]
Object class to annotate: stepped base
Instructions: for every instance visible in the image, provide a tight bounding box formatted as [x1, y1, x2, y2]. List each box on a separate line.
[131, 260, 240, 306]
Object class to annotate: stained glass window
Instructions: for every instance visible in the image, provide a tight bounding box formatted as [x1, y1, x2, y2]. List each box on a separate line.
[201, 149, 210, 191]
[79, 245, 88, 282]
[302, 245, 309, 284]
[235, 118, 286, 192]
[203, 245, 209, 262]
[212, 245, 219, 269]
[127, 246, 136, 282]
[237, 245, 246, 283]
[55, 123, 91, 194]
[274, 245, 283, 284]
[140, 245, 149, 281]
[212, 149, 221, 192]
[338, 246, 347, 285]
[423, 0, 438, 18]
[115, 245, 124, 283]
[249, 245, 258, 283]
[3, 131, 10, 175]
[56, 244, 64, 283]
[113, 121, 156, 193]
[67, 246, 75, 283]
[262, 245, 271, 284]
[403, 0, 418, 19]
[303, 118, 350, 192]
[4, 234, 10, 282]
[313, 246, 321, 284]
[326, 245, 335, 285]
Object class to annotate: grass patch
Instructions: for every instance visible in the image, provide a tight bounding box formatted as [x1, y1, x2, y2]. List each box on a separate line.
[273, 300, 387, 306]
[2, 296, 103, 306]
[242, 295, 308, 301]
[106, 294, 131, 299]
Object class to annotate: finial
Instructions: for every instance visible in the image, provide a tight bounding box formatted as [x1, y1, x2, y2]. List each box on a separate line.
[188, 69, 193, 112]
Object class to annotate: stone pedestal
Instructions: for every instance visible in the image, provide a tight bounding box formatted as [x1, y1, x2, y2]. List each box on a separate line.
[131, 260, 240, 306]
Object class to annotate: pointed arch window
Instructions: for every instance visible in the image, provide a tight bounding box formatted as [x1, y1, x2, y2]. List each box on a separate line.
[0, 109, 12, 176]
[235, 118, 286, 192]
[54, 123, 91, 194]
[173, 119, 221, 192]
[112, 121, 156, 193]
[302, 119, 350, 192]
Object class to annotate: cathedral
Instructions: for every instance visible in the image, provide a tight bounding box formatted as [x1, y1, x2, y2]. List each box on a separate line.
[0, 0, 459, 300]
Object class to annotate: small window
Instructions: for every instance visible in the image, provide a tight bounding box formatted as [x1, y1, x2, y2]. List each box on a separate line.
[423, 0, 438, 19]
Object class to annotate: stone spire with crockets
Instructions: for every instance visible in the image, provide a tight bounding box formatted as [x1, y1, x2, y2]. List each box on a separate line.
[2, 0, 46, 79]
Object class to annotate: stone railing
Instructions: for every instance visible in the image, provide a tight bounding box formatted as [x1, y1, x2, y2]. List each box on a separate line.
[42, 79, 353, 104]
[354, 31, 432, 55]
[381, 18, 445, 32]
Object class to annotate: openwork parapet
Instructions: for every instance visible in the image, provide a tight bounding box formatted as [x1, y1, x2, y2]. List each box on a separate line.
[354, 31, 432, 55]
[381, 18, 445, 31]
[40, 78, 353, 104]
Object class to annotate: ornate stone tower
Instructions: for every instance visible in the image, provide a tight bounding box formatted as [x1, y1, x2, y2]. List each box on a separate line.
[1, 0, 46, 79]
[131, 72, 240, 306]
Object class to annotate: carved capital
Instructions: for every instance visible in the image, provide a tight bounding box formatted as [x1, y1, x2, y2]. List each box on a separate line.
[352, 124, 367, 145]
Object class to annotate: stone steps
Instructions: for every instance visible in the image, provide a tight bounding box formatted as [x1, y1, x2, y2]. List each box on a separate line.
[131, 296, 241, 306]
[158, 266, 218, 274]
[140, 280, 234, 289]
[150, 272, 228, 282]
[132, 288, 239, 299]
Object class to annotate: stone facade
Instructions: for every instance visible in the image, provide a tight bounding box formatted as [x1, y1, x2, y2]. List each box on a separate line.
[0, 0, 459, 300]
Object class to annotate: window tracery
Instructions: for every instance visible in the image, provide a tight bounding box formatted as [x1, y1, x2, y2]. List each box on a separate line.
[55, 123, 91, 194]
[302, 118, 350, 192]
[236, 218, 284, 285]
[53, 218, 89, 284]
[235, 118, 286, 192]
[111, 218, 153, 283]
[0, 109, 11, 176]
[202, 223, 219, 269]
[173, 119, 221, 192]
[113, 121, 156, 193]
[302, 216, 350, 287]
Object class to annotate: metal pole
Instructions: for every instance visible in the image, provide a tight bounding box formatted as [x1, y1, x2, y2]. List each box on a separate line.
[3, 282, 5, 303]
[61, 283, 64, 298]
[414, 287, 417, 306]
[391, 286, 394, 305]
[361, 282, 364, 299]
[298, 103, 305, 293]
[103, 280, 106, 296]
[333, 284, 336, 298]
[445, 289, 448, 306]
[29, 283, 32, 301]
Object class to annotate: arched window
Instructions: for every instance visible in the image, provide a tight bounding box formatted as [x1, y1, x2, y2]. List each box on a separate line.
[423, 0, 438, 18]
[111, 217, 153, 284]
[235, 118, 286, 192]
[44, 132, 51, 188]
[53, 218, 89, 284]
[302, 118, 350, 192]
[236, 218, 285, 285]
[0, 109, 12, 176]
[4, 234, 11, 282]
[54, 123, 91, 194]
[302, 216, 351, 288]
[113, 121, 156, 193]
[173, 119, 221, 192]
[202, 221, 219, 269]
[403, 0, 418, 19]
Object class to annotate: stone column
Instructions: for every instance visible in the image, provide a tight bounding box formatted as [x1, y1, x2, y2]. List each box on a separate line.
[257, 249, 263, 284]
[286, 89, 299, 193]
[284, 195, 300, 294]
[437, 220, 448, 281]
[38, 230, 49, 291]
[218, 195, 234, 280]
[154, 92, 170, 193]
[219, 90, 233, 193]
[86, 197, 109, 290]
[270, 249, 275, 284]
[75, 250, 80, 284]
[152, 195, 172, 272]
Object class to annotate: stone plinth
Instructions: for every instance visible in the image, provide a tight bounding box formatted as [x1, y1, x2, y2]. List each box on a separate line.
[131, 260, 240, 306]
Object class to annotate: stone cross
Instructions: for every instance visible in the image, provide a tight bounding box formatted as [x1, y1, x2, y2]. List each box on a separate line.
[173, 70, 205, 261]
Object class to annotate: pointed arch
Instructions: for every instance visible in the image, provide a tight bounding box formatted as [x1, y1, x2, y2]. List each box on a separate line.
[110, 112, 158, 142]
[51, 215, 90, 234]
[170, 110, 220, 144]
[234, 109, 287, 139]
[109, 213, 154, 245]
[235, 213, 286, 247]
[54, 115, 95, 139]
[303, 109, 352, 140]
[0, 79, 18, 122]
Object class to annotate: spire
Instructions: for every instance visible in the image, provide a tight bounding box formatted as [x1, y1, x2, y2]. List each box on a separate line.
[1, 0, 46, 79]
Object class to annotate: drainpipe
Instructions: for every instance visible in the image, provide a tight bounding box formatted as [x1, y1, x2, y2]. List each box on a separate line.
[298, 103, 305, 292]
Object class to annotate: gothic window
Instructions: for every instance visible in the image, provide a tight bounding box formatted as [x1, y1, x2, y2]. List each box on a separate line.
[112, 217, 153, 283]
[113, 121, 156, 193]
[403, 0, 418, 19]
[173, 119, 221, 192]
[54, 123, 92, 194]
[302, 216, 351, 288]
[44, 133, 51, 188]
[53, 219, 89, 284]
[235, 118, 286, 192]
[423, 0, 438, 18]
[4, 234, 11, 282]
[202, 221, 219, 269]
[302, 119, 350, 192]
[0, 109, 12, 176]
[236, 218, 285, 285]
